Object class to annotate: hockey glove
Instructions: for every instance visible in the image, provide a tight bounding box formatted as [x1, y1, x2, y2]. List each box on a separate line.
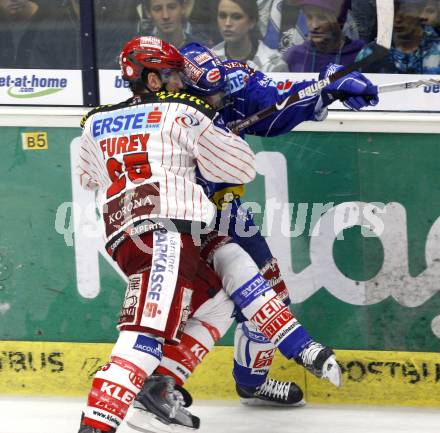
[319, 63, 379, 111]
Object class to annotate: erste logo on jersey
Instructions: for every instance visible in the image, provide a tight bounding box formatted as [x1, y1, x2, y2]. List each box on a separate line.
[92, 106, 163, 139]
[226, 70, 248, 94]
[206, 68, 221, 83]
[175, 113, 200, 128]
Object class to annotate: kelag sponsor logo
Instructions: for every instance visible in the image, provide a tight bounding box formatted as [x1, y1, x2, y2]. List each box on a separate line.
[253, 348, 276, 369]
[0, 74, 67, 98]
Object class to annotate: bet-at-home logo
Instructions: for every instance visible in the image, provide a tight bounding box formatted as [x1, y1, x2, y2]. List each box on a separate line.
[1, 74, 67, 98]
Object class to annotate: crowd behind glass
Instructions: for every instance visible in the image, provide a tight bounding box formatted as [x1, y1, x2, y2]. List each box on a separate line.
[1, 0, 440, 74]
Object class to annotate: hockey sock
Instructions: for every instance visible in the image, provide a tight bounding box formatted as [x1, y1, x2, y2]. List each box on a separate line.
[236, 276, 311, 359]
[233, 321, 275, 388]
[155, 318, 218, 385]
[83, 332, 163, 431]
[213, 243, 312, 359]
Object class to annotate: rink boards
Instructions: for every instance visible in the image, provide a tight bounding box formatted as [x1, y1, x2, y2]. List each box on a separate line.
[1, 115, 440, 409]
[0, 341, 439, 407]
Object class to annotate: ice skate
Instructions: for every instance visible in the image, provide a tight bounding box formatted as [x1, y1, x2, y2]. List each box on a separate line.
[126, 375, 200, 433]
[295, 342, 342, 387]
[174, 383, 193, 408]
[236, 378, 305, 407]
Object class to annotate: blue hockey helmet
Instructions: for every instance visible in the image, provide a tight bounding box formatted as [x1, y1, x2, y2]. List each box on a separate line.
[180, 43, 228, 96]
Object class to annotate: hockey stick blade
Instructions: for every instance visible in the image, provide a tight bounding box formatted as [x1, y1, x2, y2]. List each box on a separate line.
[378, 78, 440, 93]
[232, 0, 394, 135]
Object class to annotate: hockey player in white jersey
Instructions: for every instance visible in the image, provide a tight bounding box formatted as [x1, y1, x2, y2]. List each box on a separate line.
[76, 36, 256, 433]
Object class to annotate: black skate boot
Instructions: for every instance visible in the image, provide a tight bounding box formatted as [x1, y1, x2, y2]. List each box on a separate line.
[236, 378, 305, 407]
[294, 341, 342, 387]
[78, 413, 116, 433]
[174, 383, 193, 407]
[126, 375, 200, 433]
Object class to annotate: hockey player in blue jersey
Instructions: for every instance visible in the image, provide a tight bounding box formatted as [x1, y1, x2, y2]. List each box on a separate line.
[170, 42, 379, 407]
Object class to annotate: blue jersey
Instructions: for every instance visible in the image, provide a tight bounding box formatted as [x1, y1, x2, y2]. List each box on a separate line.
[220, 60, 325, 137]
[198, 60, 325, 197]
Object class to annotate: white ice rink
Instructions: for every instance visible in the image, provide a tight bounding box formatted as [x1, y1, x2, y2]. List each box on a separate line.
[1, 396, 440, 433]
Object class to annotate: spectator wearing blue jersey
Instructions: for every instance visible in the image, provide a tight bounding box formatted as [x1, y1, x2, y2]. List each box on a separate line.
[211, 0, 288, 71]
[356, 0, 440, 74]
[284, 0, 366, 72]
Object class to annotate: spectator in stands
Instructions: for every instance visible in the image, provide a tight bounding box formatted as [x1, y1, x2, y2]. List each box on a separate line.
[140, 0, 202, 48]
[0, 7, 14, 67]
[420, 0, 440, 36]
[351, 0, 377, 44]
[278, 0, 305, 53]
[26, 0, 81, 69]
[356, 0, 440, 74]
[26, 0, 138, 69]
[95, 0, 139, 68]
[284, 0, 365, 72]
[186, 0, 219, 46]
[0, 0, 49, 68]
[212, 0, 287, 71]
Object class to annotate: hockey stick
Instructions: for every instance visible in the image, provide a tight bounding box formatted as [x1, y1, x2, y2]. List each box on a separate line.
[378, 78, 440, 93]
[231, 0, 394, 135]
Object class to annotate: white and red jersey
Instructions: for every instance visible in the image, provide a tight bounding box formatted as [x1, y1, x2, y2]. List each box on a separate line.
[77, 91, 256, 246]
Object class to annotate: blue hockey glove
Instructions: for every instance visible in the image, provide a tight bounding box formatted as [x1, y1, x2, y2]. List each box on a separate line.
[319, 63, 379, 111]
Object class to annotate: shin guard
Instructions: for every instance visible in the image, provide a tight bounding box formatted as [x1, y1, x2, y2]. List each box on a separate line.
[83, 356, 148, 431]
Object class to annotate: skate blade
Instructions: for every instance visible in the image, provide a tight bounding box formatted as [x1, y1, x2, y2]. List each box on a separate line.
[322, 355, 342, 388]
[239, 397, 306, 408]
[127, 407, 198, 433]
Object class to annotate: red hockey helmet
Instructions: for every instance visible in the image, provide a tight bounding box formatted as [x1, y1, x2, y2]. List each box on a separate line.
[119, 36, 184, 81]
